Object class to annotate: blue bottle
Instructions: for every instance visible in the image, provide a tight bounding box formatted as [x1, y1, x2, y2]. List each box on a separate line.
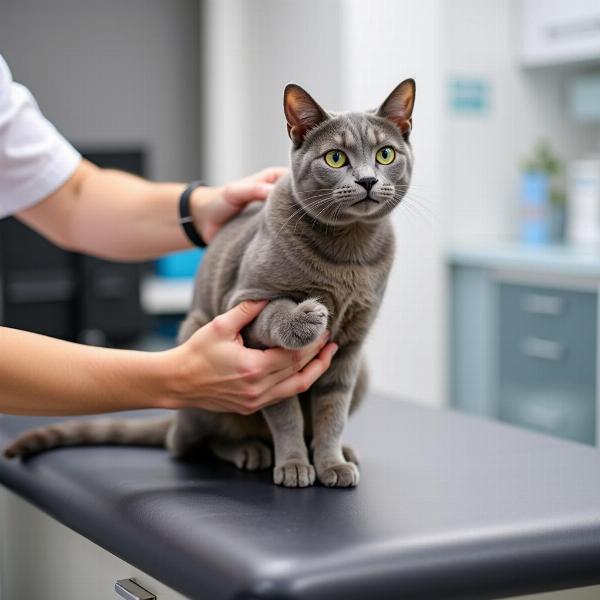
[520, 171, 550, 245]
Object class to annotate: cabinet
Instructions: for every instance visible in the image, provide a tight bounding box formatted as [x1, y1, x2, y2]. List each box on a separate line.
[0, 489, 186, 600]
[449, 244, 600, 446]
[498, 283, 596, 444]
[521, 0, 600, 66]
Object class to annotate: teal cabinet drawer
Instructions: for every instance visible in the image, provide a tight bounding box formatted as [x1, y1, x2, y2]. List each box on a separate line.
[498, 283, 597, 444]
[499, 383, 596, 444]
[499, 284, 595, 344]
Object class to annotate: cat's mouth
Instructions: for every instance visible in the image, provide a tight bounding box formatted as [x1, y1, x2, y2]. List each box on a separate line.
[352, 195, 380, 206]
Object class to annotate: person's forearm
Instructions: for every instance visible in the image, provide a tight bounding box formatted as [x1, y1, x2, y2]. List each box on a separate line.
[19, 160, 219, 261]
[66, 165, 190, 260]
[0, 326, 169, 415]
[18, 161, 283, 261]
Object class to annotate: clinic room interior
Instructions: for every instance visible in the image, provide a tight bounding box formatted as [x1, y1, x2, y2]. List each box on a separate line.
[1, 1, 600, 600]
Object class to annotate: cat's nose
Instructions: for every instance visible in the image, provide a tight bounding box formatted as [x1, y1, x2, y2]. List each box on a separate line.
[356, 177, 378, 191]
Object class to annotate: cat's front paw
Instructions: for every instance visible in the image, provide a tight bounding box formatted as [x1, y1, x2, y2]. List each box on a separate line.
[317, 461, 360, 488]
[277, 299, 328, 349]
[273, 460, 316, 487]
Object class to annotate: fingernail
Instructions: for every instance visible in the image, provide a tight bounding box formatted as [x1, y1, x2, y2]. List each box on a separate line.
[325, 330, 332, 342]
[331, 343, 339, 356]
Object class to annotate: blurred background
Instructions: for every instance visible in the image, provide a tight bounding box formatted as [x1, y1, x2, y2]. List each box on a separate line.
[1, 0, 600, 447]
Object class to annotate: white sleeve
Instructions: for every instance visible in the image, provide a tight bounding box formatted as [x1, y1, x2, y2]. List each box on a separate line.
[0, 55, 81, 218]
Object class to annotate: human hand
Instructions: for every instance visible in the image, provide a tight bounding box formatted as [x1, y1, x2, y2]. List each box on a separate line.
[159, 300, 337, 414]
[192, 167, 287, 244]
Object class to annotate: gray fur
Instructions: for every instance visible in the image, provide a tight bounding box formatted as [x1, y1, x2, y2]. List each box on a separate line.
[5, 79, 416, 489]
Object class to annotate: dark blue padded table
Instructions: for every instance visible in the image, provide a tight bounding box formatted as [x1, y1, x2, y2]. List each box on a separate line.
[0, 396, 599, 600]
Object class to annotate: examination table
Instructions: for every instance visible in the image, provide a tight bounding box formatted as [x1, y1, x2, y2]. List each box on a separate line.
[0, 396, 599, 600]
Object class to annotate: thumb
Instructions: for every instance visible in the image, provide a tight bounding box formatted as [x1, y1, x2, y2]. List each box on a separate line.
[217, 300, 267, 335]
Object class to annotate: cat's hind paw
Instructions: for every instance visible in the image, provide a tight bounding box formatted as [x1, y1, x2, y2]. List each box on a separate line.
[211, 440, 272, 471]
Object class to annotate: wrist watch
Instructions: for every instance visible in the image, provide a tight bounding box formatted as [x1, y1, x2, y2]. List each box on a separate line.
[178, 181, 206, 248]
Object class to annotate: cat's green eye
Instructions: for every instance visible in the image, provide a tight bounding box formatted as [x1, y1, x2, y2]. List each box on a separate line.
[324, 150, 348, 168]
[376, 146, 395, 165]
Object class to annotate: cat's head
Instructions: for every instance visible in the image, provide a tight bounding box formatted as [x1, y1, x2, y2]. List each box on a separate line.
[284, 79, 415, 225]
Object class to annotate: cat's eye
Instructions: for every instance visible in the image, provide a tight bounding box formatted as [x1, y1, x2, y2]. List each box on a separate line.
[376, 146, 395, 165]
[324, 150, 348, 168]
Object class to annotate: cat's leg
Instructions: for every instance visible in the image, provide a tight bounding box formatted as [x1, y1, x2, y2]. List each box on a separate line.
[241, 297, 324, 487]
[340, 356, 368, 467]
[209, 439, 272, 471]
[262, 397, 314, 487]
[244, 298, 328, 350]
[311, 348, 363, 487]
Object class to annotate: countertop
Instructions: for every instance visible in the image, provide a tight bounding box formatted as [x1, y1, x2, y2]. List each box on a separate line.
[448, 241, 600, 278]
[0, 397, 600, 600]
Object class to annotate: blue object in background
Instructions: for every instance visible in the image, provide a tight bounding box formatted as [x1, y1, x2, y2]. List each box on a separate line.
[156, 248, 204, 278]
[520, 171, 551, 245]
[449, 77, 490, 115]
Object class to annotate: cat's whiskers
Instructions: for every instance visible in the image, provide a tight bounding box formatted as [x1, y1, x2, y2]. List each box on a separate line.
[297, 187, 338, 195]
[296, 194, 336, 235]
[274, 195, 333, 240]
[392, 185, 440, 220]
[394, 185, 439, 207]
[400, 194, 440, 224]
[393, 192, 440, 228]
[330, 199, 345, 229]
[308, 193, 339, 235]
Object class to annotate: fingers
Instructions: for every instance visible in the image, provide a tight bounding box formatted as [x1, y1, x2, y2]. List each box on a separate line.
[256, 166, 288, 183]
[223, 180, 273, 207]
[259, 343, 338, 407]
[224, 167, 289, 206]
[211, 300, 267, 337]
[226, 182, 273, 205]
[184, 340, 337, 415]
[260, 330, 331, 374]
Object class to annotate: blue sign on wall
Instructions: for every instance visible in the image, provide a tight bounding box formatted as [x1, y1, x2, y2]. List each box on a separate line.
[449, 77, 490, 115]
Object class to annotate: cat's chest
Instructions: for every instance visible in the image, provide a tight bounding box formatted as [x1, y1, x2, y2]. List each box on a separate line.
[310, 266, 387, 341]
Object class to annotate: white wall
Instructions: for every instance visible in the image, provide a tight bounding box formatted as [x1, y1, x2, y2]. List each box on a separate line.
[201, 0, 447, 407]
[200, 0, 343, 184]
[342, 0, 447, 407]
[444, 0, 600, 243]
[0, 0, 200, 182]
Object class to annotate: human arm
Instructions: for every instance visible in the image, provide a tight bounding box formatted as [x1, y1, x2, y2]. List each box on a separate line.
[16, 160, 287, 261]
[0, 301, 337, 416]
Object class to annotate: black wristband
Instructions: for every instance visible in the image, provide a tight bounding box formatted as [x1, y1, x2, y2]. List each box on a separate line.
[178, 181, 206, 248]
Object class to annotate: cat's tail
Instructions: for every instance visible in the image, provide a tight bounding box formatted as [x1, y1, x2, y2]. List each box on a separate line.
[3, 416, 173, 459]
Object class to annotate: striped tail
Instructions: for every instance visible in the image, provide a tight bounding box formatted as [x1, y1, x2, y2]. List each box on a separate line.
[4, 416, 173, 459]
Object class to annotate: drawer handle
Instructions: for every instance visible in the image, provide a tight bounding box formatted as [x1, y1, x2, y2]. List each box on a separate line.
[520, 337, 564, 361]
[115, 579, 156, 600]
[522, 294, 565, 316]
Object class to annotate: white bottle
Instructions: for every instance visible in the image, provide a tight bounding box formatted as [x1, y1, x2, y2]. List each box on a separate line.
[567, 157, 600, 246]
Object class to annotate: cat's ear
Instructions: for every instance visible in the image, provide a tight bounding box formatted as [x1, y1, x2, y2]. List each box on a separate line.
[284, 84, 329, 145]
[376, 78, 416, 140]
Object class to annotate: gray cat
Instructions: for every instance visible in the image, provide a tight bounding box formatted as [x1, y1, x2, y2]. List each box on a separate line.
[5, 79, 416, 488]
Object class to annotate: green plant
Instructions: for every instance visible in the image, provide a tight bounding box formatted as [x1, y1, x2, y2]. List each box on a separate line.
[522, 140, 565, 206]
